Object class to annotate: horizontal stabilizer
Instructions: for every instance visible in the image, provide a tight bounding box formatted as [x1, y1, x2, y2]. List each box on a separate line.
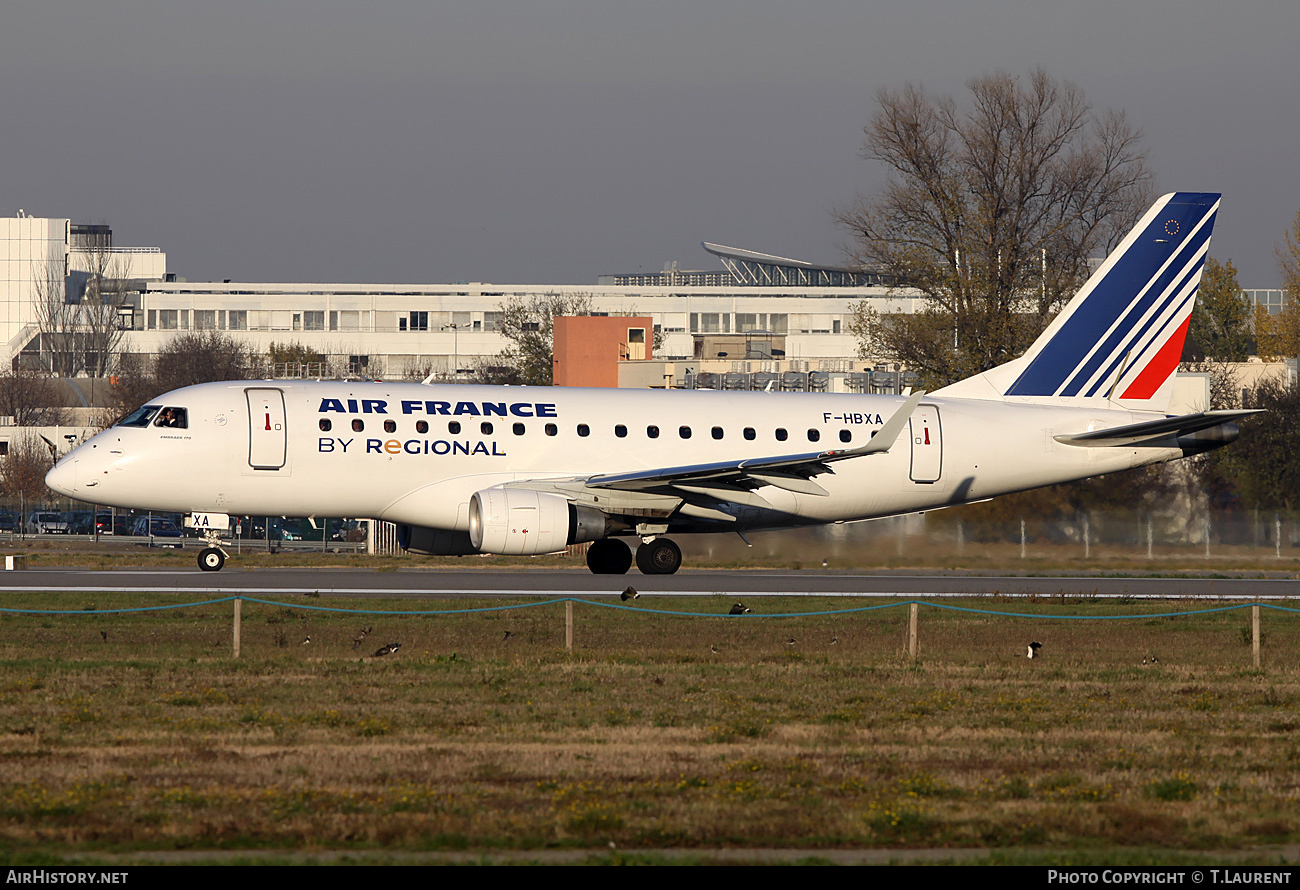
[1053, 409, 1263, 447]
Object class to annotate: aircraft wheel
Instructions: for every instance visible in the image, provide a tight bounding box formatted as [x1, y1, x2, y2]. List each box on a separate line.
[198, 547, 226, 572]
[586, 538, 632, 575]
[636, 538, 682, 575]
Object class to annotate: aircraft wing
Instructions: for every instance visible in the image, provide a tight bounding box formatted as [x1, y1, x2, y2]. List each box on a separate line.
[1053, 409, 1264, 447]
[584, 390, 926, 498]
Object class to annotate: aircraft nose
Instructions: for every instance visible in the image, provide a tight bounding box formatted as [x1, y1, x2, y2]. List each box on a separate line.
[45, 459, 76, 497]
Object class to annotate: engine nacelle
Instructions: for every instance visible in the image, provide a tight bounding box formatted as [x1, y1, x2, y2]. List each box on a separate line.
[396, 524, 480, 556]
[469, 488, 607, 555]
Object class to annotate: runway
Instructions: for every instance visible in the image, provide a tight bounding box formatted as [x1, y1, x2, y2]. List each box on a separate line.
[0, 566, 1297, 599]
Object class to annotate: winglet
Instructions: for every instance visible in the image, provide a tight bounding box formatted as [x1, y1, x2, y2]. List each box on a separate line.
[826, 389, 926, 460]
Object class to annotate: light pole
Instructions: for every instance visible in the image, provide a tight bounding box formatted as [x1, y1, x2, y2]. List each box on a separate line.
[441, 323, 461, 378]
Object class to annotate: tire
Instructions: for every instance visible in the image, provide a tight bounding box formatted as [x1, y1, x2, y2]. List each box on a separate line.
[635, 538, 682, 575]
[586, 538, 632, 575]
[198, 547, 226, 572]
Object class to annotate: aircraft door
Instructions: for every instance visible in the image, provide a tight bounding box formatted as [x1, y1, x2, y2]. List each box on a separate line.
[909, 404, 942, 483]
[246, 388, 287, 470]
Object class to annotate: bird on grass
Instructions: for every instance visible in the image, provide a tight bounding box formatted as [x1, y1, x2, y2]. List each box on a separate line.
[301, 635, 311, 646]
[785, 637, 797, 648]
[373, 642, 401, 657]
[502, 630, 514, 642]
[351, 626, 373, 650]
[728, 602, 751, 615]
[710, 644, 720, 654]
[1027, 641, 1043, 659]
[621, 586, 639, 601]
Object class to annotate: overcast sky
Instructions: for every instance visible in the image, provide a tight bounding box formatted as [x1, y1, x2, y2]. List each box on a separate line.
[2, 1, 1296, 287]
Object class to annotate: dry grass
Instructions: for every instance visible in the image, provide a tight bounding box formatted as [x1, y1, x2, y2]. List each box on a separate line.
[2, 592, 1299, 863]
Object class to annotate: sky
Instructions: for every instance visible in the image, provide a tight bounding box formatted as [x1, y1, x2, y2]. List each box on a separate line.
[2, 1, 1296, 287]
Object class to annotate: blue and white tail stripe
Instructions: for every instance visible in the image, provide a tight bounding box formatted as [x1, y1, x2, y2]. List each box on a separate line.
[1004, 192, 1220, 400]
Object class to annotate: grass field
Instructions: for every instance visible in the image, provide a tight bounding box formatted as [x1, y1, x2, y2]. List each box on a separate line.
[2, 588, 1299, 865]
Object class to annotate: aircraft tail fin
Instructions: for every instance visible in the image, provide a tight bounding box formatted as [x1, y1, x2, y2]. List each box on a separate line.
[934, 192, 1221, 412]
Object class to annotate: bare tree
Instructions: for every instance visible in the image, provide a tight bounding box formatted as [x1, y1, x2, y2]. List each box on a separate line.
[839, 69, 1153, 385]
[113, 332, 255, 413]
[31, 239, 132, 377]
[1, 431, 56, 520]
[0, 365, 70, 426]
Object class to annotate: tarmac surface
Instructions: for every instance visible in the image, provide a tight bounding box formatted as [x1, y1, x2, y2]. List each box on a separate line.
[0, 565, 1296, 599]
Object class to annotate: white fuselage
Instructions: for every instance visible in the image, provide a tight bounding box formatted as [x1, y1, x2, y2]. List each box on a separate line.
[49, 380, 1175, 535]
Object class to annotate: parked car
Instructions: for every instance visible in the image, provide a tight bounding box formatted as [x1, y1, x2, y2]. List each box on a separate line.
[26, 512, 70, 534]
[0, 512, 18, 534]
[129, 516, 183, 538]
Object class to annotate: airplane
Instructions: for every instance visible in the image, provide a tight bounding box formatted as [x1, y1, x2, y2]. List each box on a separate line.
[46, 192, 1258, 575]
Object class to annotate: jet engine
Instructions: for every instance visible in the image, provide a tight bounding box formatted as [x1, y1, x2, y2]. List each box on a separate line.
[469, 488, 608, 555]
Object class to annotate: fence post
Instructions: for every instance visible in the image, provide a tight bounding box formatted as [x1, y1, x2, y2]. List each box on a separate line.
[565, 600, 574, 653]
[1084, 514, 1091, 560]
[1020, 519, 1026, 559]
[233, 597, 242, 659]
[1277, 514, 1282, 560]
[1252, 604, 1261, 669]
[1147, 518, 1153, 560]
[908, 602, 919, 659]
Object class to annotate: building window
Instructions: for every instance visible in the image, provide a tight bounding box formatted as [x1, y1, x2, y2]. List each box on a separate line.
[194, 310, 218, 330]
[305, 311, 325, 331]
[158, 310, 178, 330]
[228, 311, 248, 330]
[409, 312, 429, 332]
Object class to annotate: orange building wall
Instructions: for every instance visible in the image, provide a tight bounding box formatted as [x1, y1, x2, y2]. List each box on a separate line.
[552, 316, 653, 387]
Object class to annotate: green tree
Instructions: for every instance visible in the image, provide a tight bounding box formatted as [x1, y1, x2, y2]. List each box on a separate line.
[1183, 258, 1251, 361]
[484, 293, 593, 386]
[839, 68, 1152, 386]
[1195, 380, 1300, 512]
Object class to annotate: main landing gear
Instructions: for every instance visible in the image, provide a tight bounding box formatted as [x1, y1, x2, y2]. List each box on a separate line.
[586, 537, 682, 575]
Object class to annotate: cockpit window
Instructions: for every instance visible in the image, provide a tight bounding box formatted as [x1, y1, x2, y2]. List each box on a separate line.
[154, 407, 188, 429]
[118, 405, 161, 428]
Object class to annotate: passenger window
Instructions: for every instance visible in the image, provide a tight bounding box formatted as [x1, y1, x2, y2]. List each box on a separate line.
[545, 423, 558, 436]
[743, 427, 755, 440]
[154, 407, 188, 429]
[416, 420, 428, 434]
[383, 420, 397, 433]
[577, 424, 590, 437]
[615, 425, 627, 438]
[481, 422, 494, 435]
[352, 419, 364, 432]
[319, 419, 332, 432]
[513, 422, 525, 435]
[775, 428, 788, 442]
[647, 425, 659, 438]
[448, 421, 461, 434]
[711, 427, 724, 440]
[679, 426, 692, 439]
[807, 429, 820, 442]
[839, 430, 851, 443]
